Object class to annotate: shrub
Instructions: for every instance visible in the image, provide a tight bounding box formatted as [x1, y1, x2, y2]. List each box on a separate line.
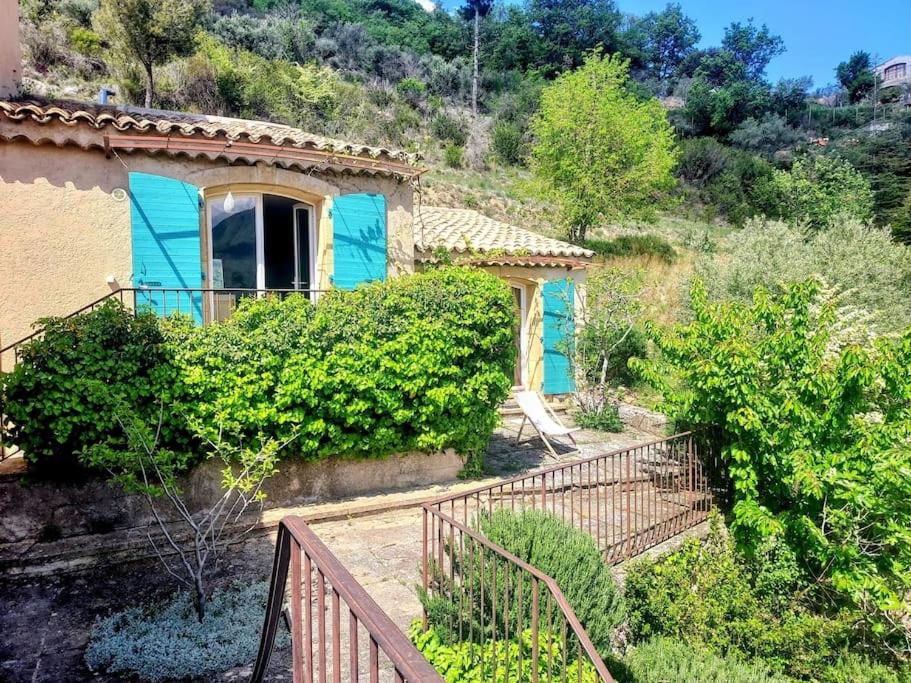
[443, 144, 464, 168]
[695, 215, 911, 334]
[583, 235, 676, 264]
[85, 581, 287, 681]
[411, 623, 599, 682]
[480, 510, 625, 655]
[618, 640, 774, 683]
[819, 653, 911, 683]
[619, 638, 789, 683]
[0, 301, 188, 471]
[491, 120, 524, 165]
[574, 403, 622, 432]
[395, 76, 426, 106]
[623, 515, 863, 679]
[729, 114, 802, 159]
[770, 154, 875, 230]
[430, 111, 467, 146]
[634, 279, 911, 646]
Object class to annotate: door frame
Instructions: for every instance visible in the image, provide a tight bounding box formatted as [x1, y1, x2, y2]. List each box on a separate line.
[510, 282, 528, 388]
[206, 192, 317, 290]
[292, 202, 319, 300]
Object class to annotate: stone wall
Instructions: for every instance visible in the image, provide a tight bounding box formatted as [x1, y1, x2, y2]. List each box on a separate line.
[0, 450, 462, 574]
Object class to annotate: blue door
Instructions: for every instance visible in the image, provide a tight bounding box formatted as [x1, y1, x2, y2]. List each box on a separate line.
[129, 172, 203, 321]
[542, 279, 576, 395]
[332, 193, 387, 290]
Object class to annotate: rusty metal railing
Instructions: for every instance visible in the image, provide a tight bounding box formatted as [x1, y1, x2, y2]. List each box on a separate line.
[422, 506, 615, 681]
[426, 432, 713, 566]
[252, 516, 443, 683]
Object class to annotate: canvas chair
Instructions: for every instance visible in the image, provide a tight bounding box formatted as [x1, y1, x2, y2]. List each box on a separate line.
[513, 390, 581, 459]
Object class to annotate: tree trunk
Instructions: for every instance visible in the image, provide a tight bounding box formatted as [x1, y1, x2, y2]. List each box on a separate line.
[144, 61, 154, 109]
[193, 574, 207, 622]
[471, 9, 480, 118]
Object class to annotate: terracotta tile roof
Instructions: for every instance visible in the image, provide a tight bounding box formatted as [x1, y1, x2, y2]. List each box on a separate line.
[414, 206, 593, 264]
[0, 98, 422, 175]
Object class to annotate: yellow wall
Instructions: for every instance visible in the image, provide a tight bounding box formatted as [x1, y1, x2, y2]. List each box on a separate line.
[476, 265, 587, 394]
[0, 136, 414, 361]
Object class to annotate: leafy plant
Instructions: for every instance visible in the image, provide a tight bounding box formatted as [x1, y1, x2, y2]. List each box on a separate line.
[0, 300, 189, 471]
[633, 279, 911, 649]
[491, 120, 524, 165]
[411, 622, 599, 682]
[574, 403, 622, 432]
[444, 144, 464, 168]
[86, 581, 288, 681]
[770, 155, 875, 230]
[529, 49, 677, 242]
[618, 637, 789, 683]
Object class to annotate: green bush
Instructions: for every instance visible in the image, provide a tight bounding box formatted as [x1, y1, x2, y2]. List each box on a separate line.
[472, 509, 624, 656]
[623, 516, 863, 680]
[634, 279, 911, 648]
[86, 581, 286, 681]
[770, 154, 875, 230]
[1, 300, 189, 471]
[583, 235, 676, 264]
[618, 638, 789, 683]
[491, 120, 524, 165]
[430, 112, 467, 146]
[695, 215, 911, 334]
[575, 403, 622, 432]
[819, 653, 911, 683]
[411, 622, 599, 682]
[395, 76, 427, 106]
[443, 144, 464, 168]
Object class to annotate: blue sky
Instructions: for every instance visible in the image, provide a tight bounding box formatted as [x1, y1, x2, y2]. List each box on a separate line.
[614, 0, 911, 87]
[434, 0, 910, 88]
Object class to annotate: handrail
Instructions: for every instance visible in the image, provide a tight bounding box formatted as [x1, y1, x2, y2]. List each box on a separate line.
[422, 506, 615, 681]
[252, 516, 443, 683]
[426, 432, 713, 565]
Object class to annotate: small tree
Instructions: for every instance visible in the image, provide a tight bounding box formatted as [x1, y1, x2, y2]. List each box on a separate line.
[94, 0, 208, 108]
[85, 406, 293, 621]
[771, 155, 875, 230]
[529, 50, 677, 242]
[836, 51, 875, 104]
[459, 0, 493, 117]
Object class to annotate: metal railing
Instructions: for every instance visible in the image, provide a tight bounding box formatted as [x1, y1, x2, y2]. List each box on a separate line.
[425, 432, 713, 567]
[421, 506, 616, 681]
[252, 516, 444, 683]
[0, 287, 324, 460]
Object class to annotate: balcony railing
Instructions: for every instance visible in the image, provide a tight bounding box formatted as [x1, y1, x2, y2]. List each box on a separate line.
[251, 516, 444, 683]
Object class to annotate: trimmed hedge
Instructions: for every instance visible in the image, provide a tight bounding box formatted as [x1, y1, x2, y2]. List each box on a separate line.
[3, 267, 516, 472]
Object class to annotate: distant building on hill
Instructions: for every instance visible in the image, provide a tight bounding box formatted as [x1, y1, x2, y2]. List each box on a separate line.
[875, 56, 911, 105]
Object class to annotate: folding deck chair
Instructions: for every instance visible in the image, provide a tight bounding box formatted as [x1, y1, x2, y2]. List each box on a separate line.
[513, 390, 581, 459]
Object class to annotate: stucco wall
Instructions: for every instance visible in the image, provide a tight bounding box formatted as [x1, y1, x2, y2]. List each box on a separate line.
[0, 135, 414, 356]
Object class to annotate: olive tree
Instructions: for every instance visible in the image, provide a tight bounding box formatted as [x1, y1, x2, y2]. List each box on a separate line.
[529, 50, 677, 242]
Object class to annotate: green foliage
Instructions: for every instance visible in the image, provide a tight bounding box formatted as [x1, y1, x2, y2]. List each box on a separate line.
[618, 638, 789, 683]
[626, 3, 700, 84]
[529, 50, 677, 242]
[623, 515, 864, 680]
[583, 234, 677, 264]
[85, 581, 287, 681]
[695, 215, 911, 334]
[430, 112, 468, 146]
[677, 137, 777, 225]
[577, 324, 647, 388]
[818, 653, 911, 683]
[729, 114, 803, 159]
[490, 120, 524, 165]
[443, 144, 464, 168]
[479, 510, 625, 655]
[93, 0, 208, 106]
[410, 623, 599, 683]
[720, 19, 784, 81]
[395, 76, 427, 106]
[0, 301, 189, 472]
[633, 279, 911, 645]
[836, 51, 875, 104]
[574, 403, 622, 432]
[67, 25, 103, 56]
[770, 155, 875, 230]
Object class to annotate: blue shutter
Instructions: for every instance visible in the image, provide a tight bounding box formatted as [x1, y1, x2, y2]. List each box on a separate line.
[332, 193, 387, 290]
[542, 279, 576, 395]
[129, 172, 203, 322]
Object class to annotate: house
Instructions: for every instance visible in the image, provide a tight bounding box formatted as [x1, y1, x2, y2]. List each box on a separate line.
[875, 56, 911, 104]
[0, 8, 590, 396]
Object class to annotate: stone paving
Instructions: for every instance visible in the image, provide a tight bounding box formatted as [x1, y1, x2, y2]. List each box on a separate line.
[0, 422, 665, 682]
